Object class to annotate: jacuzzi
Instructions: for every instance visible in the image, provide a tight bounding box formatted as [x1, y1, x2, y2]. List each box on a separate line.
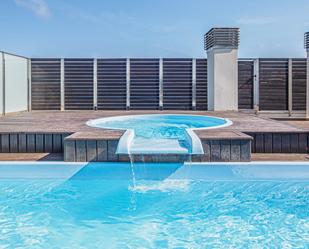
[87, 114, 232, 155]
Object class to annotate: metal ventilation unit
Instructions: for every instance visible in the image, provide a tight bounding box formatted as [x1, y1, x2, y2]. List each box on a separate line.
[305, 32, 309, 50]
[204, 28, 240, 50]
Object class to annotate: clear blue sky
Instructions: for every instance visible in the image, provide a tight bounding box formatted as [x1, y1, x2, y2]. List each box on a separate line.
[1, 0, 309, 58]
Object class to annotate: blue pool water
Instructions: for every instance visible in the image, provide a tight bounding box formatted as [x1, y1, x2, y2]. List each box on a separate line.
[87, 114, 231, 154]
[0, 162, 309, 248]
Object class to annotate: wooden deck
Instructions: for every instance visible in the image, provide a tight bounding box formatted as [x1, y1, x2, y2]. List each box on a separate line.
[0, 111, 308, 162]
[0, 110, 304, 134]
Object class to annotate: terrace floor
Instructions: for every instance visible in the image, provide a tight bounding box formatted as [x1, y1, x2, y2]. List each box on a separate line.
[0, 110, 305, 134]
[0, 110, 309, 162]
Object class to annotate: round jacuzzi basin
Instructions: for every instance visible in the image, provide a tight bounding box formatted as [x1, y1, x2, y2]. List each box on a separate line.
[87, 114, 232, 140]
[87, 114, 232, 154]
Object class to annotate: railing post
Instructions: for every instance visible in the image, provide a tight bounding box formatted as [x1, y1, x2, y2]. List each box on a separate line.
[192, 58, 196, 110]
[60, 58, 65, 111]
[159, 58, 163, 110]
[93, 58, 98, 110]
[126, 58, 130, 110]
[253, 58, 259, 111]
[288, 58, 293, 116]
[27, 58, 32, 112]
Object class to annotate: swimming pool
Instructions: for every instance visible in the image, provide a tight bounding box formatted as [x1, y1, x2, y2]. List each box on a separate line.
[0, 162, 308, 248]
[87, 114, 232, 154]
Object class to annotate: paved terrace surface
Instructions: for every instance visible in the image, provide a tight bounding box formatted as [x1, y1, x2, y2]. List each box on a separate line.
[280, 120, 309, 131]
[0, 111, 305, 136]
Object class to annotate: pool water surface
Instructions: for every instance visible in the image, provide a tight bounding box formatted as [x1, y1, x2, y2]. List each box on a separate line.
[0, 162, 308, 248]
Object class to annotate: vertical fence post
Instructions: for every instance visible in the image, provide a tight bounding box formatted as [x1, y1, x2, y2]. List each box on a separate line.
[60, 58, 65, 111]
[306, 52, 309, 118]
[253, 58, 259, 111]
[27, 58, 32, 111]
[192, 58, 196, 110]
[126, 58, 130, 110]
[159, 58, 163, 110]
[93, 58, 98, 110]
[1, 52, 5, 115]
[288, 58, 293, 116]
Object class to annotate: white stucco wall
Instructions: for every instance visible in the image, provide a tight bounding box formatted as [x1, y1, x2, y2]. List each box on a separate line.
[207, 51, 214, 110]
[0, 53, 3, 114]
[207, 48, 238, 111]
[4, 53, 28, 114]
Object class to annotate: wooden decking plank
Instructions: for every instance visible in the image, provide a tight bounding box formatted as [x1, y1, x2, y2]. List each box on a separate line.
[18, 134, 27, 153]
[230, 140, 240, 161]
[86, 140, 97, 161]
[35, 134, 44, 152]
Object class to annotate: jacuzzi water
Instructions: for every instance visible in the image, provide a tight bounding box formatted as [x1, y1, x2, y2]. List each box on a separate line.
[87, 114, 231, 154]
[1, 162, 309, 248]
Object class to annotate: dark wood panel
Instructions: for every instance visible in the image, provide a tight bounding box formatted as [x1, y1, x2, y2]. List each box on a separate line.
[64, 59, 94, 110]
[130, 59, 159, 110]
[163, 59, 192, 110]
[249, 132, 308, 153]
[31, 59, 61, 110]
[238, 60, 254, 109]
[196, 59, 207, 110]
[97, 59, 127, 110]
[259, 59, 288, 111]
[292, 59, 306, 111]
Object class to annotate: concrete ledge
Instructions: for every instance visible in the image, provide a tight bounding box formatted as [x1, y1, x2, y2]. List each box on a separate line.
[65, 130, 124, 140]
[196, 139, 251, 162]
[194, 130, 252, 140]
[64, 139, 119, 162]
[64, 131, 124, 162]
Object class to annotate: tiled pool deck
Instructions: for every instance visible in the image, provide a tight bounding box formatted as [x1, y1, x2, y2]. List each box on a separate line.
[0, 110, 308, 162]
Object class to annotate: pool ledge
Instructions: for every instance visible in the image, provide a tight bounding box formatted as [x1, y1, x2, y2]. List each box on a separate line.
[64, 129, 252, 163]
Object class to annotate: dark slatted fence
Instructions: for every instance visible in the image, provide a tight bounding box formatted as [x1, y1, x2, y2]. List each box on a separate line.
[259, 59, 289, 111]
[31, 59, 61, 110]
[196, 59, 207, 110]
[238, 60, 254, 109]
[130, 59, 159, 110]
[97, 59, 127, 110]
[64, 59, 94, 110]
[31, 57, 306, 112]
[163, 59, 192, 110]
[292, 58, 307, 111]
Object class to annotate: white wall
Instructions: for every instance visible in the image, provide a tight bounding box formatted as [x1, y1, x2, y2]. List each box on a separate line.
[0, 53, 3, 114]
[207, 48, 238, 111]
[3, 53, 28, 114]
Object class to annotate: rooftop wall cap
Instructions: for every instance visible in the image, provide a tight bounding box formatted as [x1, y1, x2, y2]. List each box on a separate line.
[204, 28, 240, 51]
[305, 32, 309, 50]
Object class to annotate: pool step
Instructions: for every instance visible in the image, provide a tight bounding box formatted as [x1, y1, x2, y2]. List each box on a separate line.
[129, 138, 189, 154]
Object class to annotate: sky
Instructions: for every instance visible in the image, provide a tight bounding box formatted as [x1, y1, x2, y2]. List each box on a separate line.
[1, 0, 309, 58]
